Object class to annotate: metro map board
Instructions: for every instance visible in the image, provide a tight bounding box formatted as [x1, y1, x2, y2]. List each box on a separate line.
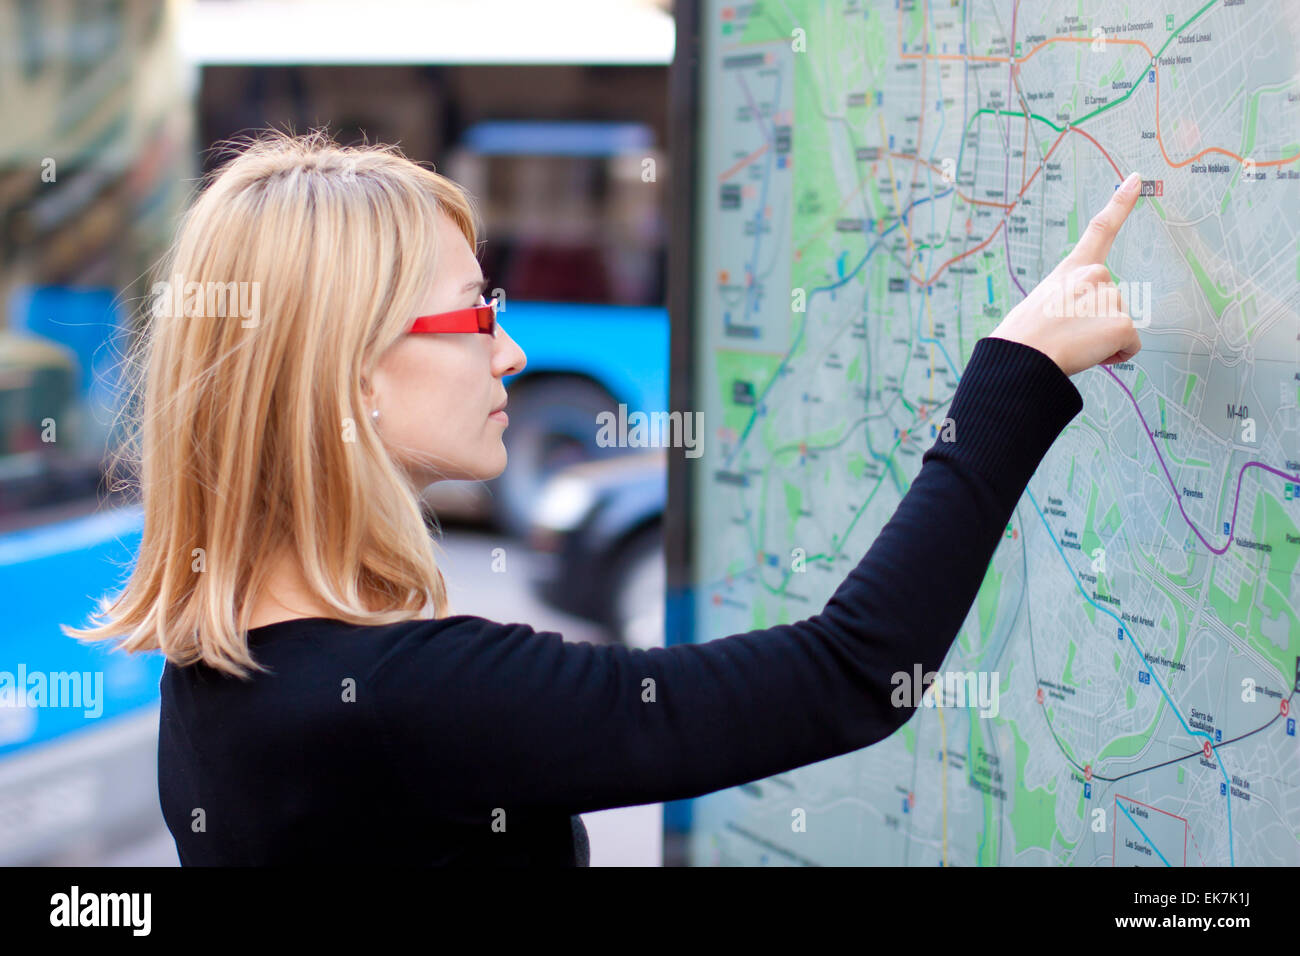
[682, 0, 1300, 865]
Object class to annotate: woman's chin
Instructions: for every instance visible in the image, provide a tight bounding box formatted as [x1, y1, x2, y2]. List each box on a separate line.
[405, 445, 506, 485]
[479, 452, 507, 481]
[459, 449, 508, 483]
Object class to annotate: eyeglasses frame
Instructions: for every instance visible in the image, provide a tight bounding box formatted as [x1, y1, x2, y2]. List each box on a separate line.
[408, 293, 499, 335]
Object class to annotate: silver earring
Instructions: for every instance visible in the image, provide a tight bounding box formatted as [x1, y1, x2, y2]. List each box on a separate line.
[371, 408, 380, 422]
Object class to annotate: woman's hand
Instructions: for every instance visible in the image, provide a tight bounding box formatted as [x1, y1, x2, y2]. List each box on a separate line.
[990, 171, 1144, 376]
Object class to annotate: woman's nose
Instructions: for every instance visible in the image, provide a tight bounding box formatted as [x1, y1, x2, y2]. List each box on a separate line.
[494, 323, 526, 377]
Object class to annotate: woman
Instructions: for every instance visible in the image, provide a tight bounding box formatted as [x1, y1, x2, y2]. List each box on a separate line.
[66, 129, 1143, 865]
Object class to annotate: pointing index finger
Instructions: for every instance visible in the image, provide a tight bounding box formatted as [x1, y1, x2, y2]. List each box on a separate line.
[1066, 171, 1141, 267]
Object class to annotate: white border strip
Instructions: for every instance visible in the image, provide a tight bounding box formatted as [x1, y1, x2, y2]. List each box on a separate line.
[180, 0, 675, 66]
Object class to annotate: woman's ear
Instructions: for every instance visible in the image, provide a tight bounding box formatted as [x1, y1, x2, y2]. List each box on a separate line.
[360, 374, 383, 424]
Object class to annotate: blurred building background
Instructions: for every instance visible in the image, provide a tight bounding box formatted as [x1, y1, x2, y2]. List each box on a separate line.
[0, 0, 673, 866]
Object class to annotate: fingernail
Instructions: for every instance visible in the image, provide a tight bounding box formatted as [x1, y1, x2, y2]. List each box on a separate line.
[1122, 171, 1141, 195]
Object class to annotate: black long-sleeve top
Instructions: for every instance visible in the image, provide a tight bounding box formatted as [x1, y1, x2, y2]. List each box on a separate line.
[157, 335, 1084, 865]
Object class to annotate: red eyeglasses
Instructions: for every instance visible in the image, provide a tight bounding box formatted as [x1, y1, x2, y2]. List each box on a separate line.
[408, 294, 498, 335]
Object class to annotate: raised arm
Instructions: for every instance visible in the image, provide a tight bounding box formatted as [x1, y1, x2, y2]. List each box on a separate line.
[371, 178, 1143, 819]
[370, 337, 1077, 817]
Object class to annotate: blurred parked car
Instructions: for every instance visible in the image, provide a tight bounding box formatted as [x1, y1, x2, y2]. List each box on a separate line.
[526, 450, 664, 648]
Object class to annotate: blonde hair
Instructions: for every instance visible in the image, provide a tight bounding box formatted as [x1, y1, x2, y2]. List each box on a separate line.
[63, 128, 481, 678]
